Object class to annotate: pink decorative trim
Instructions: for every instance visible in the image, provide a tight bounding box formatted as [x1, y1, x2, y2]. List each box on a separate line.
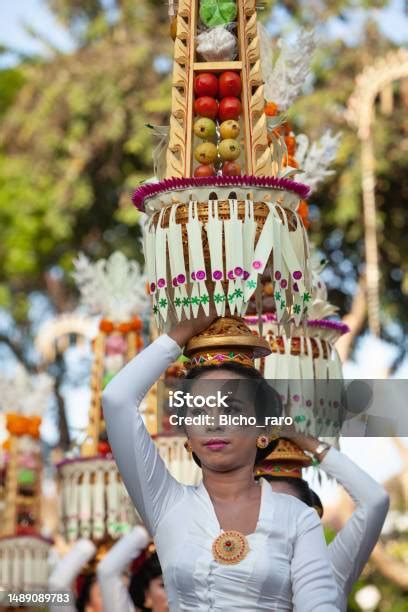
[0, 534, 53, 545]
[244, 313, 349, 335]
[132, 176, 311, 211]
[56, 454, 114, 468]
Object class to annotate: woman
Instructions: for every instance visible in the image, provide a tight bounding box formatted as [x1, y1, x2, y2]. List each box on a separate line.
[129, 552, 168, 612]
[259, 432, 389, 611]
[102, 312, 340, 611]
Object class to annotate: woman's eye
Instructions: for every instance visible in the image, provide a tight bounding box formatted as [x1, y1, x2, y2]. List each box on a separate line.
[222, 404, 240, 415]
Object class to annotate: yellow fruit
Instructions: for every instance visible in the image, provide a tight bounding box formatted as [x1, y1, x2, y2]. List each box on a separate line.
[218, 138, 241, 161]
[219, 120, 240, 140]
[194, 142, 218, 164]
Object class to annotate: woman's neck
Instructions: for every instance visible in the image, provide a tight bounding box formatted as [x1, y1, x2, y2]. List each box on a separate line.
[202, 465, 259, 502]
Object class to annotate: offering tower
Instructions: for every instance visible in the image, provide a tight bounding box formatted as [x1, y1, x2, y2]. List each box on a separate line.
[0, 370, 52, 593]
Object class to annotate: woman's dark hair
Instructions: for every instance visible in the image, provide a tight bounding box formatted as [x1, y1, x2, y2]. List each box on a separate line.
[76, 573, 96, 612]
[310, 489, 324, 518]
[258, 475, 324, 517]
[129, 552, 162, 611]
[181, 362, 282, 466]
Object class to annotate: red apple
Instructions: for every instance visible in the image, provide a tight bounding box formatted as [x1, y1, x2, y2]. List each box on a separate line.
[219, 71, 242, 97]
[194, 96, 219, 119]
[194, 73, 218, 97]
[222, 161, 241, 176]
[218, 97, 242, 122]
[194, 164, 216, 177]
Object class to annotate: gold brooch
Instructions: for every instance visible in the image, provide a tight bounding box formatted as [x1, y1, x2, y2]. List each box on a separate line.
[212, 530, 250, 565]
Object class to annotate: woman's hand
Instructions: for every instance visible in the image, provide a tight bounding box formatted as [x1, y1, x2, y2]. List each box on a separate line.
[168, 305, 218, 348]
[280, 425, 321, 454]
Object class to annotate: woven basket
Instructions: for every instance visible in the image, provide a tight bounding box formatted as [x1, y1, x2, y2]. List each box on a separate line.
[267, 335, 330, 359]
[151, 200, 298, 272]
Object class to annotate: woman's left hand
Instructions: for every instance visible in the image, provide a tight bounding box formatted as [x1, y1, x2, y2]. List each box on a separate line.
[280, 427, 321, 454]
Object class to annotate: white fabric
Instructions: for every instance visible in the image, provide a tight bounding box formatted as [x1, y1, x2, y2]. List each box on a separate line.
[97, 526, 149, 612]
[103, 335, 340, 612]
[320, 448, 389, 611]
[48, 539, 96, 612]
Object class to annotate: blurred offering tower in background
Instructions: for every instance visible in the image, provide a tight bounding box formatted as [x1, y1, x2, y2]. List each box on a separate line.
[0, 369, 53, 592]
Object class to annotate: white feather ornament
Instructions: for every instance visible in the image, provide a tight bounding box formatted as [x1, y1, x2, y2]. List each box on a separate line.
[263, 28, 317, 111]
[295, 131, 341, 193]
[73, 251, 148, 322]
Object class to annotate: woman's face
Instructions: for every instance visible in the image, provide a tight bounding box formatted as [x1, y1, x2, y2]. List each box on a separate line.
[85, 581, 103, 612]
[144, 575, 168, 612]
[185, 370, 260, 472]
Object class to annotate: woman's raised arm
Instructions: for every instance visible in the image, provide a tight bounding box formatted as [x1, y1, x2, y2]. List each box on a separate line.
[321, 447, 389, 604]
[102, 309, 217, 534]
[102, 333, 185, 534]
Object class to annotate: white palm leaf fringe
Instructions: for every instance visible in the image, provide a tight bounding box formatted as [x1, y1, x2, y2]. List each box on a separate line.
[295, 131, 341, 193]
[73, 252, 148, 322]
[145, 199, 312, 331]
[263, 28, 317, 112]
[0, 366, 53, 417]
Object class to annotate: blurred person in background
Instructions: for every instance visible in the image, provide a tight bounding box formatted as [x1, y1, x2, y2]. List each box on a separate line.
[256, 431, 389, 611]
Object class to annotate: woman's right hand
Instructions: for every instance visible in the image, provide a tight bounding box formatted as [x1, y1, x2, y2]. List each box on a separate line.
[168, 305, 218, 348]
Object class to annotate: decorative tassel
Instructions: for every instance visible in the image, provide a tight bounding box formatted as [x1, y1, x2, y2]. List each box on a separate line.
[243, 201, 276, 302]
[299, 337, 315, 429]
[186, 201, 209, 316]
[107, 466, 119, 538]
[207, 200, 226, 316]
[79, 470, 91, 538]
[67, 473, 79, 542]
[144, 219, 160, 327]
[155, 209, 169, 323]
[313, 338, 328, 437]
[93, 467, 105, 540]
[168, 204, 190, 321]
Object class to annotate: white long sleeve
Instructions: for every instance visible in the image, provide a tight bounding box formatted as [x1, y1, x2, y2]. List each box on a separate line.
[321, 447, 389, 611]
[102, 334, 185, 536]
[97, 526, 150, 612]
[48, 539, 96, 612]
[291, 503, 341, 612]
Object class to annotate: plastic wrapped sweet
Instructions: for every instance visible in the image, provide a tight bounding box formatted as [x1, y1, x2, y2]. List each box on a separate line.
[199, 0, 237, 27]
[196, 26, 237, 62]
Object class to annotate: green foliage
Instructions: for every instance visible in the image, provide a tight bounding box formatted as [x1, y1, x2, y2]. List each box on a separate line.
[0, 2, 171, 319]
[0, 67, 25, 116]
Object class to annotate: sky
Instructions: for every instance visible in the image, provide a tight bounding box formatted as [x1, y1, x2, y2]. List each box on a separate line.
[0, 0, 407, 68]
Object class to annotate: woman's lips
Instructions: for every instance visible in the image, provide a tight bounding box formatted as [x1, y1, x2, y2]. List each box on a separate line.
[204, 439, 230, 451]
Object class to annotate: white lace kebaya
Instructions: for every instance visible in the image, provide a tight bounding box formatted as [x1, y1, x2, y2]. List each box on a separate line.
[102, 334, 340, 611]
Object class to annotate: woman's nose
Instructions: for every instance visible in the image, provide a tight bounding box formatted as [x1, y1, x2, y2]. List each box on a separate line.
[205, 406, 225, 432]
